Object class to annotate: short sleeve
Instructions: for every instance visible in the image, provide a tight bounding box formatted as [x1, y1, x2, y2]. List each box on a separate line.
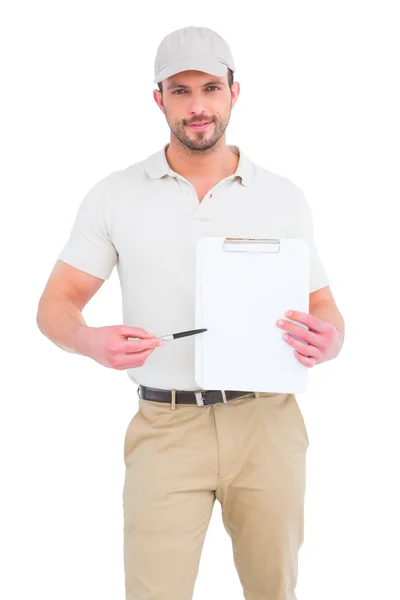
[57, 178, 118, 280]
[289, 186, 330, 293]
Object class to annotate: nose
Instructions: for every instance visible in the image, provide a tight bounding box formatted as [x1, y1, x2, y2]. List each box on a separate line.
[187, 95, 210, 118]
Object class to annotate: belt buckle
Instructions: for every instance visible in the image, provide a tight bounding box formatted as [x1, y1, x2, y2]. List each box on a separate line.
[194, 391, 205, 407]
[194, 390, 228, 407]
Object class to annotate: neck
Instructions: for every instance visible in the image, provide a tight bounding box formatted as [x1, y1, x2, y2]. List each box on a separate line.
[165, 137, 239, 181]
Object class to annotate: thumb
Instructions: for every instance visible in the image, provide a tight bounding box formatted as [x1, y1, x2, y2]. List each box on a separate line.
[118, 326, 156, 339]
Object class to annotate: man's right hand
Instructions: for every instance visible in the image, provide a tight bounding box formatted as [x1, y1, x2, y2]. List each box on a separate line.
[78, 325, 164, 370]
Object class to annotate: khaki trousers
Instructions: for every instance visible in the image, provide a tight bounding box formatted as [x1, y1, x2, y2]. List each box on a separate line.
[122, 391, 309, 600]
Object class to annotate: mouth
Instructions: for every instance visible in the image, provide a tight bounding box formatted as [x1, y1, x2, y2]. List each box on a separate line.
[187, 121, 213, 131]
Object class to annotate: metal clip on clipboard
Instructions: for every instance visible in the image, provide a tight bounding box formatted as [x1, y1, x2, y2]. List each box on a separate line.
[223, 238, 281, 253]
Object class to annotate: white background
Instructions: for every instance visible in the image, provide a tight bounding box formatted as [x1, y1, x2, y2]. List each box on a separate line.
[2, 1, 400, 599]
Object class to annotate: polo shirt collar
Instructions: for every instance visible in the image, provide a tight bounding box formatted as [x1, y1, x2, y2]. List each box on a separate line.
[145, 143, 254, 187]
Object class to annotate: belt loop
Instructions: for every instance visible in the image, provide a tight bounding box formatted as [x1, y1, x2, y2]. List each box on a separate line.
[170, 388, 176, 411]
[255, 391, 261, 398]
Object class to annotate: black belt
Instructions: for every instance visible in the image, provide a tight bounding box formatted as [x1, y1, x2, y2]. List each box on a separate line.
[138, 385, 253, 406]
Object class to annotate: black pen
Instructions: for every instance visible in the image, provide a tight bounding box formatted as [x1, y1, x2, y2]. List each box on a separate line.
[157, 328, 207, 342]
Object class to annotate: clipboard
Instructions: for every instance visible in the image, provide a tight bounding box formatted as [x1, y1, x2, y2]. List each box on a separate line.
[194, 237, 310, 393]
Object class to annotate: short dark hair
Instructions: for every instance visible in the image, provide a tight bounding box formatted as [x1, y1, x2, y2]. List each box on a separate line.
[157, 68, 234, 95]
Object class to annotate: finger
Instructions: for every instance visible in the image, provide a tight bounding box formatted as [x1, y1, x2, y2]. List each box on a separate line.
[122, 338, 163, 353]
[118, 326, 156, 339]
[115, 347, 156, 370]
[278, 320, 326, 349]
[283, 333, 320, 358]
[284, 310, 330, 334]
[294, 350, 317, 368]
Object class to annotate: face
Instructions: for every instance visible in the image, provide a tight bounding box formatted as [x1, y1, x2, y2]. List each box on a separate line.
[153, 70, 240, 152]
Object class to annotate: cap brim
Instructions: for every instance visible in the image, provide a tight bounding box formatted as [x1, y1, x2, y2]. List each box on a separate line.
[154, 57, 228, 84]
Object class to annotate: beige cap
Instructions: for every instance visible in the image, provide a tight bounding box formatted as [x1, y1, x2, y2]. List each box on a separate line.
[154, 26, 236, 84]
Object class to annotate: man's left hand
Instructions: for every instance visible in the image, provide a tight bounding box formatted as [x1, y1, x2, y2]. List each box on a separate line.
[276, 310, 343, 367]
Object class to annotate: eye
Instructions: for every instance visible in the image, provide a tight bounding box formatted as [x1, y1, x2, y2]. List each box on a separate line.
[172, 86, 220, 95]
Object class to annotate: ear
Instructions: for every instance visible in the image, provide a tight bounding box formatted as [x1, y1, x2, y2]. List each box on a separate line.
[230, 81, 240, 109]
[153, 89, 165, 114]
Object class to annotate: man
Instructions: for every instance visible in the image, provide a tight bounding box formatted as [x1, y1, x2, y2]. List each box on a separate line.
[37, 25, 345, 600]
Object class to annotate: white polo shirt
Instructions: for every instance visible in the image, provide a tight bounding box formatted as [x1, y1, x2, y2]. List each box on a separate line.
[58, 143, 329, 390]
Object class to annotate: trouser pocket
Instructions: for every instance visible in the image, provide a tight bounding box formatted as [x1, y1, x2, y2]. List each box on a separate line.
[123, 403, 142, 466]
[290, 394, 310, 447]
